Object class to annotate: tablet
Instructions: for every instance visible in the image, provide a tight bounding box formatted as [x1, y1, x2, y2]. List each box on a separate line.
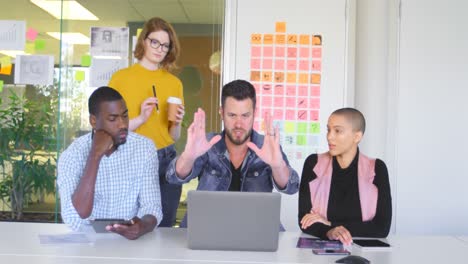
[353, 239, 391, 250]
[90, 219, 132, 233]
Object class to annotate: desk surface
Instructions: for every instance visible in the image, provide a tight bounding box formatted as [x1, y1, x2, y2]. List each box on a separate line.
[1, 222, 467, 264]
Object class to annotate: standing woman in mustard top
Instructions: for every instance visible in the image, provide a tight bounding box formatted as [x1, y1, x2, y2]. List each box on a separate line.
[109, 17, 184, 227]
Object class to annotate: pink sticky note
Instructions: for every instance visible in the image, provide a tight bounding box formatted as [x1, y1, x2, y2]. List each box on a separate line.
[311, 86, 320, 96]
[286, 97, 296, 107]
[251, 58, 261, 69]
[253, 121, 260, 131]
[262, 108, 272, 118]
[312, 48, 322, 58]
[287, 47, 297, 58]
[262, 84, 272, 95]
[26, 28, 38, 41]
[263, 46, 273, 57]
[274, 84, 284, 95]
[253, 83, 261, 95]
[298, 110, 307, 120]
[251, 46, 261, 57]
[286, 110, 295, 120]
[310, 110, 319, 121]
[310, 98, 320, 109]
[274, 109, 284, 120]
[299, 60, 309, 71]
[275, 47, 285, 57]
[287, 60, 297, 71]
[262, 96, 272, 107]
[297, 97, 307, 108]
[263, 58, 273, 69]
[312, 60, 322, 71]
[300, 47, 310, 57]
[286, 85, 296, 96]
[274, 59, 285, 70]
[298, 86, 308, 97]
[274, 97, 284, 107]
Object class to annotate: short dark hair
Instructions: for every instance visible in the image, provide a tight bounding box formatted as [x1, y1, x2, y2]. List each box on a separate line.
[221, 80, 256, 110]
[88, 86, 123, 116]
[331, 107, 366, 134]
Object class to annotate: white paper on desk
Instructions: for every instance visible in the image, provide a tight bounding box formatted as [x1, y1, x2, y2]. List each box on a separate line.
[39, 233, 91, 244]
[0, 20, 26, 50]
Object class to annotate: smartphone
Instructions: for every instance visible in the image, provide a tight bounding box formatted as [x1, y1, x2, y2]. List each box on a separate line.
[91, 218, 133, 233]
[312, 249, 351, 255]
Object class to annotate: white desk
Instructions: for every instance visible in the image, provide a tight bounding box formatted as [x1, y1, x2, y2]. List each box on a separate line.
[1, 222, 467, 264]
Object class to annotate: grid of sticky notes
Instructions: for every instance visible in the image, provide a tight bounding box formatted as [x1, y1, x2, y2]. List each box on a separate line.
[250, 22, 322, 147]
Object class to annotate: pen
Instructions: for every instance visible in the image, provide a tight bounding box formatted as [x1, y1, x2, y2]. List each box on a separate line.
[152, 85, 159, 112]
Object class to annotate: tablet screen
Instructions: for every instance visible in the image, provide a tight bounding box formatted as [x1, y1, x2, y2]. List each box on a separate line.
[353, 239, 390, 247]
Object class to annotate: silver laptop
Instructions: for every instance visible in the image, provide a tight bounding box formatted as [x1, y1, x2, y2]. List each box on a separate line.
[187, 191, 281, 252]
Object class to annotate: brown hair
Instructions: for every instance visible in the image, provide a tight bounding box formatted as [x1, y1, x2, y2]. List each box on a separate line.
[134, 17, 180, 71]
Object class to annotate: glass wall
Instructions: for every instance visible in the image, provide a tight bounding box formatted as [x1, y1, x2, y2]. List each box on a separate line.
[0, 0, 224, 225]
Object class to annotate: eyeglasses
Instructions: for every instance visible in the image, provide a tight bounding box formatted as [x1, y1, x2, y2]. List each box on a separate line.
[146, 38, 171, 52]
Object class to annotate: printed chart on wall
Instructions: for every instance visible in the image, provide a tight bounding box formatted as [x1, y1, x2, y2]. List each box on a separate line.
[231, 0, 352, 171]
[250, 22, 323, 169]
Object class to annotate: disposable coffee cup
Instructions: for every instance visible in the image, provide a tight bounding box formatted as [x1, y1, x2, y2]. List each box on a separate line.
[167, 97, 182, 122]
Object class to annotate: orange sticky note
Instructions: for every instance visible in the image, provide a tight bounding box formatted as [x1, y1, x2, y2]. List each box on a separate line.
[0, 65, 12, 75]
[299, 35, 310, 45]
[287, 34, 298, 45]
[263, 34, 273, 45]
[312, 35, 322, 45]
[274, 72, 284, 82]
[262, 71, 272, 82]
[275, 22, 286, 33]
[275, 34, 286, 45]
[251, 34, 262, 44]
[298, 73, 309, 84]
[250, 71, 261, 82]
[311, 74, 321, 84]
[286, 72, 296, 83]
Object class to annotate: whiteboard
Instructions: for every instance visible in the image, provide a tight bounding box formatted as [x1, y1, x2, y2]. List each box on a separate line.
[223, 0, 355, 230]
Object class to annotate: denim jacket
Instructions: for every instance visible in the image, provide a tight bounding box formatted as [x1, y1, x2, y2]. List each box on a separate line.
[166, 130, 299, 193]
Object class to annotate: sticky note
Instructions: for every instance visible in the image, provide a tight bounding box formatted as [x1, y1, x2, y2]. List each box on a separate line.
[274, 72, 284, 82]
[251, 58, 261, 69]
[298, 73, 309, 84]
[274, 84, 284, 95]
[251, 46, 261, 57]
[297, 135, 307, 146]
[136, 28, 142, 38]
[262, 84, 272, 94]
[298, 85, 308, 96]
[275, 22, 286, 33]
[300, 47, 310, 57]
[0, 65, 12, 75]
[0, 56, 12, 67]
[297, 97, 307, 108]
[286, 97, 296, 107]
[274, 109, 283, 120]
[312, 60, 322, 71]
[286, 72, 296, 83]
[286, 110, 295, 120]
[253, 83, 261, 95]
[275, 47, 285, 57]
[298, 110, 307, 120]
[310, 98, 320, 109]
[297, 123, 307, 133]
[250, 71, 260, 82]
[285, 121, 295, 133]
[275, 34, 286, 45]
[312, 35, 322, 45]
[311, 86, 320, 96]
[263, 34, 273, 44]
[299, 60, 309, 72]
[312, 48, 322, 58]
[262, 96, 272, 107]
[287, 60, 296, 71]
[310, 111, 319, 121]
[26, 28, 38, 41]
[287, 47, 297, 58]
[300, 35, 310, 45]
[287, 34, 298, 45]
[0, 80, 4, 92]
[286, 85, 296, 96]
[25, 43, 35, 54]
[253, 121, 260, 131]
[262, 71, 272, 82]
[35, 39, 46, 50]
[263, 59, 272, 69]
[263, 47, 273, 57]
[251, 34, 262, 44]
[274, 97, 284, 107]
[75, 70, 85, 81]
[310, 122, 320, 134]
[81, 55, 92, 67]
[274, 59, 285, 71]
[262, 108, 272, 118]
[311, 74, 321, 84]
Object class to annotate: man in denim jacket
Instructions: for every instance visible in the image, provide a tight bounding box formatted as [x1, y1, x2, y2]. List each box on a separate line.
[166, 80, 299, 227]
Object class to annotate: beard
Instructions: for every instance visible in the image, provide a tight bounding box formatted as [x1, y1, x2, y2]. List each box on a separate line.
[225, 128, 252, 145]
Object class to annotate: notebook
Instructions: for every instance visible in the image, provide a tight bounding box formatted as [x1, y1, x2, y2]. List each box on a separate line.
[187, 190, 281, 251]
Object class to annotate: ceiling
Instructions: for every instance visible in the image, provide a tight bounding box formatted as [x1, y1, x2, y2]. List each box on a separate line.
[0, 0, 224, 63]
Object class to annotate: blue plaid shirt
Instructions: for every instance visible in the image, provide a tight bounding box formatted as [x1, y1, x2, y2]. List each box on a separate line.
[57, 132, 162, 231]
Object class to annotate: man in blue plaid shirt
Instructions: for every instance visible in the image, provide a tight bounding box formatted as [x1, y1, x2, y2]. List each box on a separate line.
[57, 86, 162, 240]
